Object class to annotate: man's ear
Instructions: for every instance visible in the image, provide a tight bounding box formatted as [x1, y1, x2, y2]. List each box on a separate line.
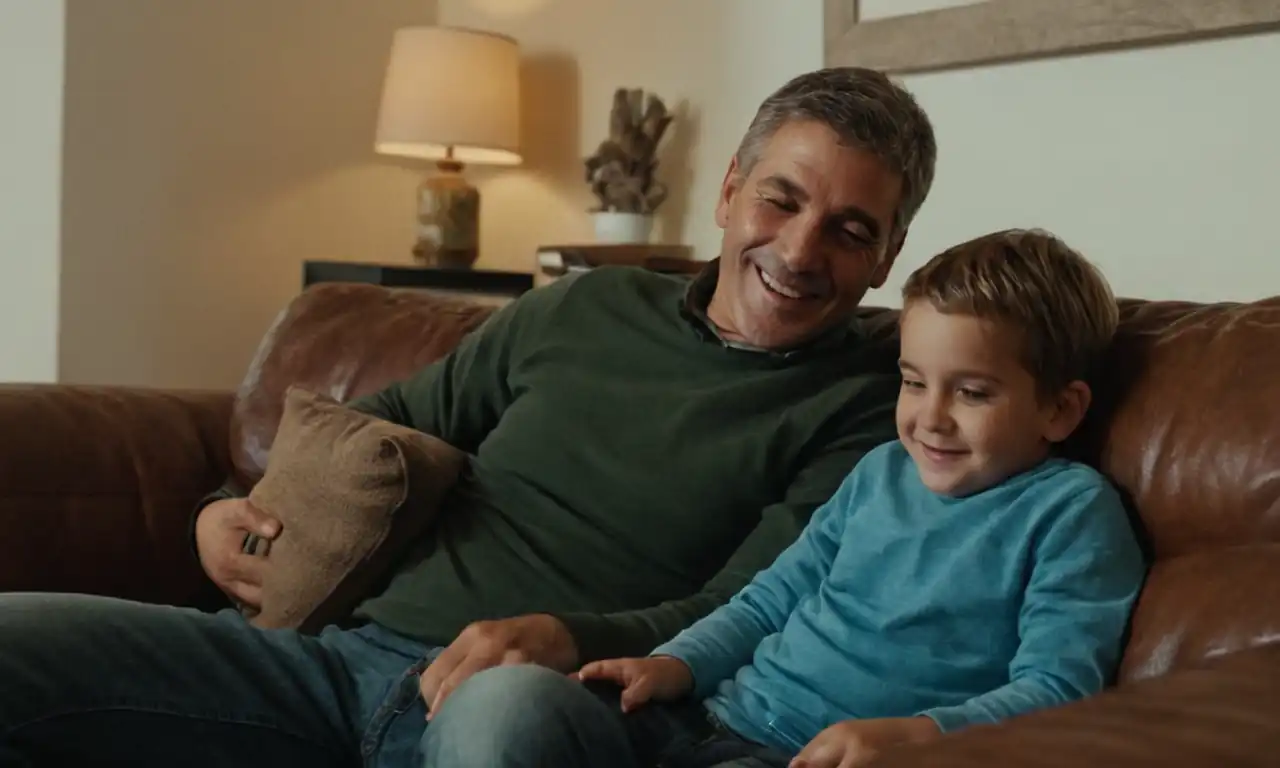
[1044, 380, 1092, 444]
[715, 156, 745, 229]
[869, 228, 907, 289]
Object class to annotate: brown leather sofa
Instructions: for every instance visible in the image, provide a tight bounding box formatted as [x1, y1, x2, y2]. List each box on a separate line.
[1, 280, 1277, 766]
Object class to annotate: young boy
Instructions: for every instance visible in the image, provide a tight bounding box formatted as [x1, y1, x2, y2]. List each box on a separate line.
[578, 229, 1148, 768]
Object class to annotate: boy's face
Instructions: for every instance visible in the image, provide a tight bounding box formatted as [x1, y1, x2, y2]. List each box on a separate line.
[895, 301, 1089, 497]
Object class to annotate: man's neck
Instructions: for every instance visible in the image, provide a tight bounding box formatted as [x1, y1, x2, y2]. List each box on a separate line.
[704, 289, 750, 345]
[684, 259, 852, 357]
[703, 279, 853, 357]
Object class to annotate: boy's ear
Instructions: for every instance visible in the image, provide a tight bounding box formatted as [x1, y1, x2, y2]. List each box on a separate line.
[1044, 381, 1092, 444]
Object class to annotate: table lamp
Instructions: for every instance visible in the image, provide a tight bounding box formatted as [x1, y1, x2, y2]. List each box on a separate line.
[374, 26, 521, 269]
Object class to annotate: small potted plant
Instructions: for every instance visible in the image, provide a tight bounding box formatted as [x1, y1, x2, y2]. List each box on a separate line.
[583, 87, 672, 243]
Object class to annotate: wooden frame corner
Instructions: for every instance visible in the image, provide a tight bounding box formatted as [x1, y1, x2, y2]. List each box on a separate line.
[824, 0, 1280, 75]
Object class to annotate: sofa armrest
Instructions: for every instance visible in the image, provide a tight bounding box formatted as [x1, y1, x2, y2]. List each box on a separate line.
[0, 384, 234, 608]
[869, 643, 1280, 768]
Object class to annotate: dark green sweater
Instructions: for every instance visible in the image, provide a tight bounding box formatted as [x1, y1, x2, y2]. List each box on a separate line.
[214, 265, 900, 662]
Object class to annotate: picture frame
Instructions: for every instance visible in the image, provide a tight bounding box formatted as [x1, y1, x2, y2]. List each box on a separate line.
[824, 0, 1280, 74]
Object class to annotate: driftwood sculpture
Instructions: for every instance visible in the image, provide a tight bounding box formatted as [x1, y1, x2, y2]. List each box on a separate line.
[584, 88, 672, 214]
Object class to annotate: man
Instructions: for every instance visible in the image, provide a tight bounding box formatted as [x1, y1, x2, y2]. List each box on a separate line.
[0, 67, 936, 767]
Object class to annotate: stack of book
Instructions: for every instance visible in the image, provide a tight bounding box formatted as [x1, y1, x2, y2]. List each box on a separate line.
[535, 244, 703, 279]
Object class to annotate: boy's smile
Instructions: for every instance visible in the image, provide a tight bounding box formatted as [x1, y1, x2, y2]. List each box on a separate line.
[896, 302, 1082, 497]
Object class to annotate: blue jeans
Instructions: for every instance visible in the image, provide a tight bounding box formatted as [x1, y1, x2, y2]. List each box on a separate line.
[0, 593, 787, 767]
[425, 671, 793, 768]
[0, 593, 441, 766]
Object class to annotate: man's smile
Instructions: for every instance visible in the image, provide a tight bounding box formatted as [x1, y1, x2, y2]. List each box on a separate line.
[753, 263, 825, 302]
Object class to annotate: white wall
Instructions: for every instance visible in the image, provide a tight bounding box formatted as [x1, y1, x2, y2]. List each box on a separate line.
[58, 0, 437, 389]
[446, 0, 1277, 306]
[0, 2, 64, 383]
[438, 0, 824, 272]
[857, 11, 1280, 305]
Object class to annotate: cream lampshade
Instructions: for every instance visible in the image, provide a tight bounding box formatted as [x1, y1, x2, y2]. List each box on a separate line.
[374, 26, 521, 269]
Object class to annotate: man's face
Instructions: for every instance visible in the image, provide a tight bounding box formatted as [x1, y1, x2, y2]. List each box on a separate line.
[709, 119, 905, 350]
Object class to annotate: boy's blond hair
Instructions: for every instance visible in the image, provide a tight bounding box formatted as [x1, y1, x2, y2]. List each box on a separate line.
[901, 229, 1119, 394]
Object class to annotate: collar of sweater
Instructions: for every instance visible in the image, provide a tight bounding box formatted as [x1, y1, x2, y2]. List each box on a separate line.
[679, 258, 854, 359]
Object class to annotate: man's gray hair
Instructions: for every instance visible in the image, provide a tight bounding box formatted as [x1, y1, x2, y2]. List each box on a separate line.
[735, 67, 938, 238]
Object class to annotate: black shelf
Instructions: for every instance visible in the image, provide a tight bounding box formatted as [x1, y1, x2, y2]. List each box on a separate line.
[302, 261, 534, 299]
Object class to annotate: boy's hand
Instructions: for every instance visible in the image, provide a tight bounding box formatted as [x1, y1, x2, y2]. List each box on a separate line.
[576, 655, 694, 712]
[790, 716, 941, 768]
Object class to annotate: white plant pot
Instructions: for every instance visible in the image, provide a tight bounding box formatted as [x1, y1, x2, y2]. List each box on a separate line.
[593, 211, 654, 244]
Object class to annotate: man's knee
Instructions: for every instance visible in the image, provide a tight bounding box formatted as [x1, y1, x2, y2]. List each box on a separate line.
[422, 664, 635, 768]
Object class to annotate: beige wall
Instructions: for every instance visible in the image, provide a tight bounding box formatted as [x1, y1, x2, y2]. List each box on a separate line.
[444, 0, 1278, 305]
[437, 0, 824, 271]
[59, 0, 437, 389]
[0, 1, 64, 383]
[42, 0, 1276, 390]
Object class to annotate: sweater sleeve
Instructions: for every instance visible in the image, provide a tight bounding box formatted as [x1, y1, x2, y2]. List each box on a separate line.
[187, 478, 250, 561]
[649, 464, 862, 697]
[919, 482, 1147, 732]
[343, 276, 574, 451]
[187, 277, 576, 557]
[555, 374, 898, 665]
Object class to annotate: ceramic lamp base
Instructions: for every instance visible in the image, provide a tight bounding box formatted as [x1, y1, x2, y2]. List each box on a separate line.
[413, 161, 480, 269]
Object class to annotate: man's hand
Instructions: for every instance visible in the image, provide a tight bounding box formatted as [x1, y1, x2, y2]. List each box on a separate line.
[790, 717, 941, 768]
[420, 614, 578, 719]
[576, 655, 695, 713]
[194, 497, 281, 610]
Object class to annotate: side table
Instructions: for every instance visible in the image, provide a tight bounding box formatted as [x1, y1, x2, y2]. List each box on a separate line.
[302, 261, 534, 306]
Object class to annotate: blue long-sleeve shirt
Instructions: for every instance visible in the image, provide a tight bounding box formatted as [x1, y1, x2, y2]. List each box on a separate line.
[653, 440, 1146, 754]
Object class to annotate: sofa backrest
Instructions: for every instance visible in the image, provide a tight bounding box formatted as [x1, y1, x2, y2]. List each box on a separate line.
[231, 281, 1280, 683]
[228, 283, 494, 489]
[1073, 298, 1280, 683]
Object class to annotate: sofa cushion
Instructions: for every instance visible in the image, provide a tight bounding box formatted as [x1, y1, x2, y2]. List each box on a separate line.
[866, 642, 1280, 768]
[243, 386, 465, 633]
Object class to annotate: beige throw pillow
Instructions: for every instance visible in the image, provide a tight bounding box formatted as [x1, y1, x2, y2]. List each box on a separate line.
[244, 386, 465, 634]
